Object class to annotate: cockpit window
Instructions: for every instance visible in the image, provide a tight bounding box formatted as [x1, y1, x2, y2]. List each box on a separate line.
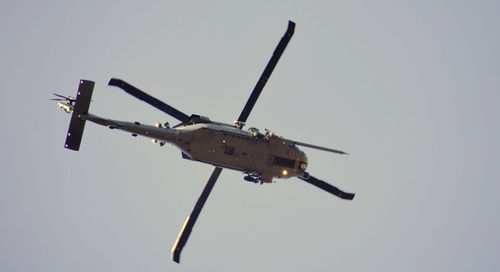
[271, 156, 295, 168]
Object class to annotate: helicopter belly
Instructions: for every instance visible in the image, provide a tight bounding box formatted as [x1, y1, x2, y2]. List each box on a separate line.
[176, 126, 306, 180]
[179, 127, 269, 174]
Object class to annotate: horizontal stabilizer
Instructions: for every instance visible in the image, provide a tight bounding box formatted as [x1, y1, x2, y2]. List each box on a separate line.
[64, 80, 95, 151]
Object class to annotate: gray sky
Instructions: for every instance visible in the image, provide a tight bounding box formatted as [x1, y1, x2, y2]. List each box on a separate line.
[1, 0, 499, 271]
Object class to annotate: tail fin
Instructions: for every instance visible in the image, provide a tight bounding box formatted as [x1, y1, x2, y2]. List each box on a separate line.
[64, 80, 95, 151]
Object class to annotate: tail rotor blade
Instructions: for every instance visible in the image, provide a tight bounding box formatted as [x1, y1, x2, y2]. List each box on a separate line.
[53, 93, 68, 99]
[52, 93, 75, 102]
[298, 173, 355, 200]
[171, 167, 223, 263]
[108, 78, 190, 123]
[237, 21, 295, 125]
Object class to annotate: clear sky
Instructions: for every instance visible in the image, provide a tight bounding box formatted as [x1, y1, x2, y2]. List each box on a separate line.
[1, 0, 499, 271]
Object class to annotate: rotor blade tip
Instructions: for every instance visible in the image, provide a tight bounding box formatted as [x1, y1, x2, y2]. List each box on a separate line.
[108, 78, 121, 86]
[287, 21, 296, 32]
[172, 252, 180, 263]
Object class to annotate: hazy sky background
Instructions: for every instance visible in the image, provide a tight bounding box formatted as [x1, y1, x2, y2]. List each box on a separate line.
[1, 0, 499, 271]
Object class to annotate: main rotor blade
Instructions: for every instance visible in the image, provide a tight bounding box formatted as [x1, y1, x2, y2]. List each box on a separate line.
[171, 167, 223, 263]
[108, 78, 190, 123]
[284, 138, 348, 155]
[237, 21, 295, 125]
[298, 173, 355, 200]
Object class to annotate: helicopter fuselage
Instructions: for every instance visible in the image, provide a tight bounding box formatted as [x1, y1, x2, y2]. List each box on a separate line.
[58, 19, 355, 263]
[83, 114, 308, 183]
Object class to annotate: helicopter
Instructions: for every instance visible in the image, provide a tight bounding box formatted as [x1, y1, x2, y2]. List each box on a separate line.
[57, 21, 355, 263]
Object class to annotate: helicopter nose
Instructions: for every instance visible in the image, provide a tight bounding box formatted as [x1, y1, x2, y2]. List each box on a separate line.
[298, 150, 308, 170]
